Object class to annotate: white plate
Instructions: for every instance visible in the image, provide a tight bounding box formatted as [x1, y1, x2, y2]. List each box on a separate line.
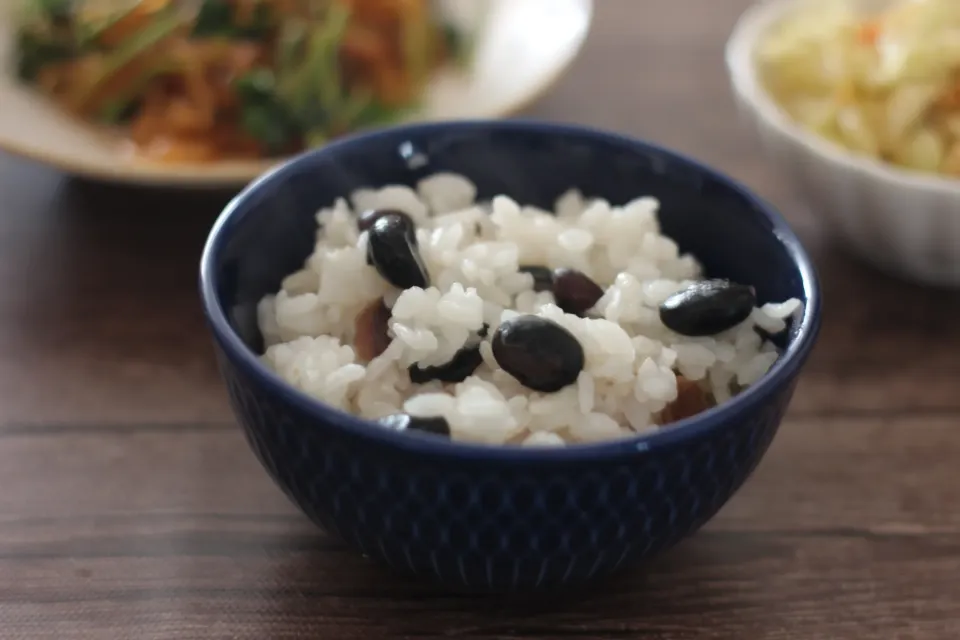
[0, 0, 593, 187]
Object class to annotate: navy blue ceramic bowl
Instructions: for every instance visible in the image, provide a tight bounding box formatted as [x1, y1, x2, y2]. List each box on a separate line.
[200, 120, 821, 594]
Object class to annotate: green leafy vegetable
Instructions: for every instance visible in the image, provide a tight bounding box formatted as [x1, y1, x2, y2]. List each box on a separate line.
[352, 94, 412, 130]
[192, 0, 232, 36]
[235, 3, 409, 151]
[75, 4, 144, 50]
[274, 5, 350, 119]
[14, 0, 82, 79]
[97, 97, 140, 123]
[73, 6, 181, 106]
[15, 29, 75, 80]
[30, 0, 72, 25]
[192, 0, 274, 40]
[94, 60, 178, 124]
[275, 18, 308, 73]
[401, 5, 431, 90]
[236, 4, 344, 148]
[442, 23, 471, 68]
[234, 68, 301, 153]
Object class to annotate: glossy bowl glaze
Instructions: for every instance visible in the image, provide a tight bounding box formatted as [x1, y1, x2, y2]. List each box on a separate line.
[200, 120, 821, 594]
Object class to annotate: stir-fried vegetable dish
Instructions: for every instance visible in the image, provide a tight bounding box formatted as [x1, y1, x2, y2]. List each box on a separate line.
[13, 0, 471, 163]
[756, 0, 960, 177]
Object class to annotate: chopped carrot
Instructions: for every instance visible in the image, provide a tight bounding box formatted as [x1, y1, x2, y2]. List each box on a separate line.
[857, 19, 881, 46]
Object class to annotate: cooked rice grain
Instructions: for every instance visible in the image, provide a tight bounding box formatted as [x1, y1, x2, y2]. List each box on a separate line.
[258, 174, 801, 446]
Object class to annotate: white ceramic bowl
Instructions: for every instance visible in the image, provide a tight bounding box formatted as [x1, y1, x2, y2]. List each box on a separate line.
[725, 0, 960, 287]
[0, 0, 592, 188]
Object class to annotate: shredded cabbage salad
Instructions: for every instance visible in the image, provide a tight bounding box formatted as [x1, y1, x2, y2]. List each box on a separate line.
[756, 0, 960, 176]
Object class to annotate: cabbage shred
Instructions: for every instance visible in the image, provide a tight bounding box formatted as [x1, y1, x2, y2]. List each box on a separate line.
[756, 0, 960, 176]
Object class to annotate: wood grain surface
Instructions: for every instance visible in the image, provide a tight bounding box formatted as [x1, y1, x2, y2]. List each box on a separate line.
[2, 0, 960, 637]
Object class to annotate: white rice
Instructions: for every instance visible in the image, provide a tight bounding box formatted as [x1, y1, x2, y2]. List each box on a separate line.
[257, 172, 802, 446]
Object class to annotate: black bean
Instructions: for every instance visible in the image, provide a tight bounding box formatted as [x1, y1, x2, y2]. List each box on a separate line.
[409, 345, 483, 384]
[377, 413, 451, 437]
[492, 315, 584, 392]
[358, 208, 415, 238]
[659, 279, 756, 336]
[366, 214, 430, 290]
[360, 210, 416, 266]
[553, 268, 604, 316]
[518, 265, 554, 293]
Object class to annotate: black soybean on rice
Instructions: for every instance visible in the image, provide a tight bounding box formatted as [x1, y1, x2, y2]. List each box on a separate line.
[257, 173, 802, 446]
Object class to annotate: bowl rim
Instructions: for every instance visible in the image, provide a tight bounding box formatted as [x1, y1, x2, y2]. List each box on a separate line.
[199, 119, 822, 461]
[725, 0, 960, 197]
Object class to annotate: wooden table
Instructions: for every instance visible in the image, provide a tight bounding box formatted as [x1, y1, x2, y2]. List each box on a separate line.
[2, 1, 959, 637]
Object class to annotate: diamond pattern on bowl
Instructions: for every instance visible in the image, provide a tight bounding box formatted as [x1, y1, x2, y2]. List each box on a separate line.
[217, 345, 795, 593]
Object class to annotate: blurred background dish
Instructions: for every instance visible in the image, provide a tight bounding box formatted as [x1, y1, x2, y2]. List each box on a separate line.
[0, 0, 593, 187]
[726, 0, 960, 287]
[754, 0, 960, 179]
[12, 0, 480, 165]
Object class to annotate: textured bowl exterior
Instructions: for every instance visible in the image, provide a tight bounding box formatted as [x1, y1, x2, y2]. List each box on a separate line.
[726, 0, 960, 287]
[217, 346, 797, 592]
[201, 120, 821, 593]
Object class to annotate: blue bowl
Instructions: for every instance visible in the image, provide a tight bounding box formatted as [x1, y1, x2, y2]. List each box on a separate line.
[200, 120, 821, 594]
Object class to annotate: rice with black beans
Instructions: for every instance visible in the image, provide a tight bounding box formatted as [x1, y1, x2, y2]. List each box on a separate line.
[257, 172, 802, 446]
